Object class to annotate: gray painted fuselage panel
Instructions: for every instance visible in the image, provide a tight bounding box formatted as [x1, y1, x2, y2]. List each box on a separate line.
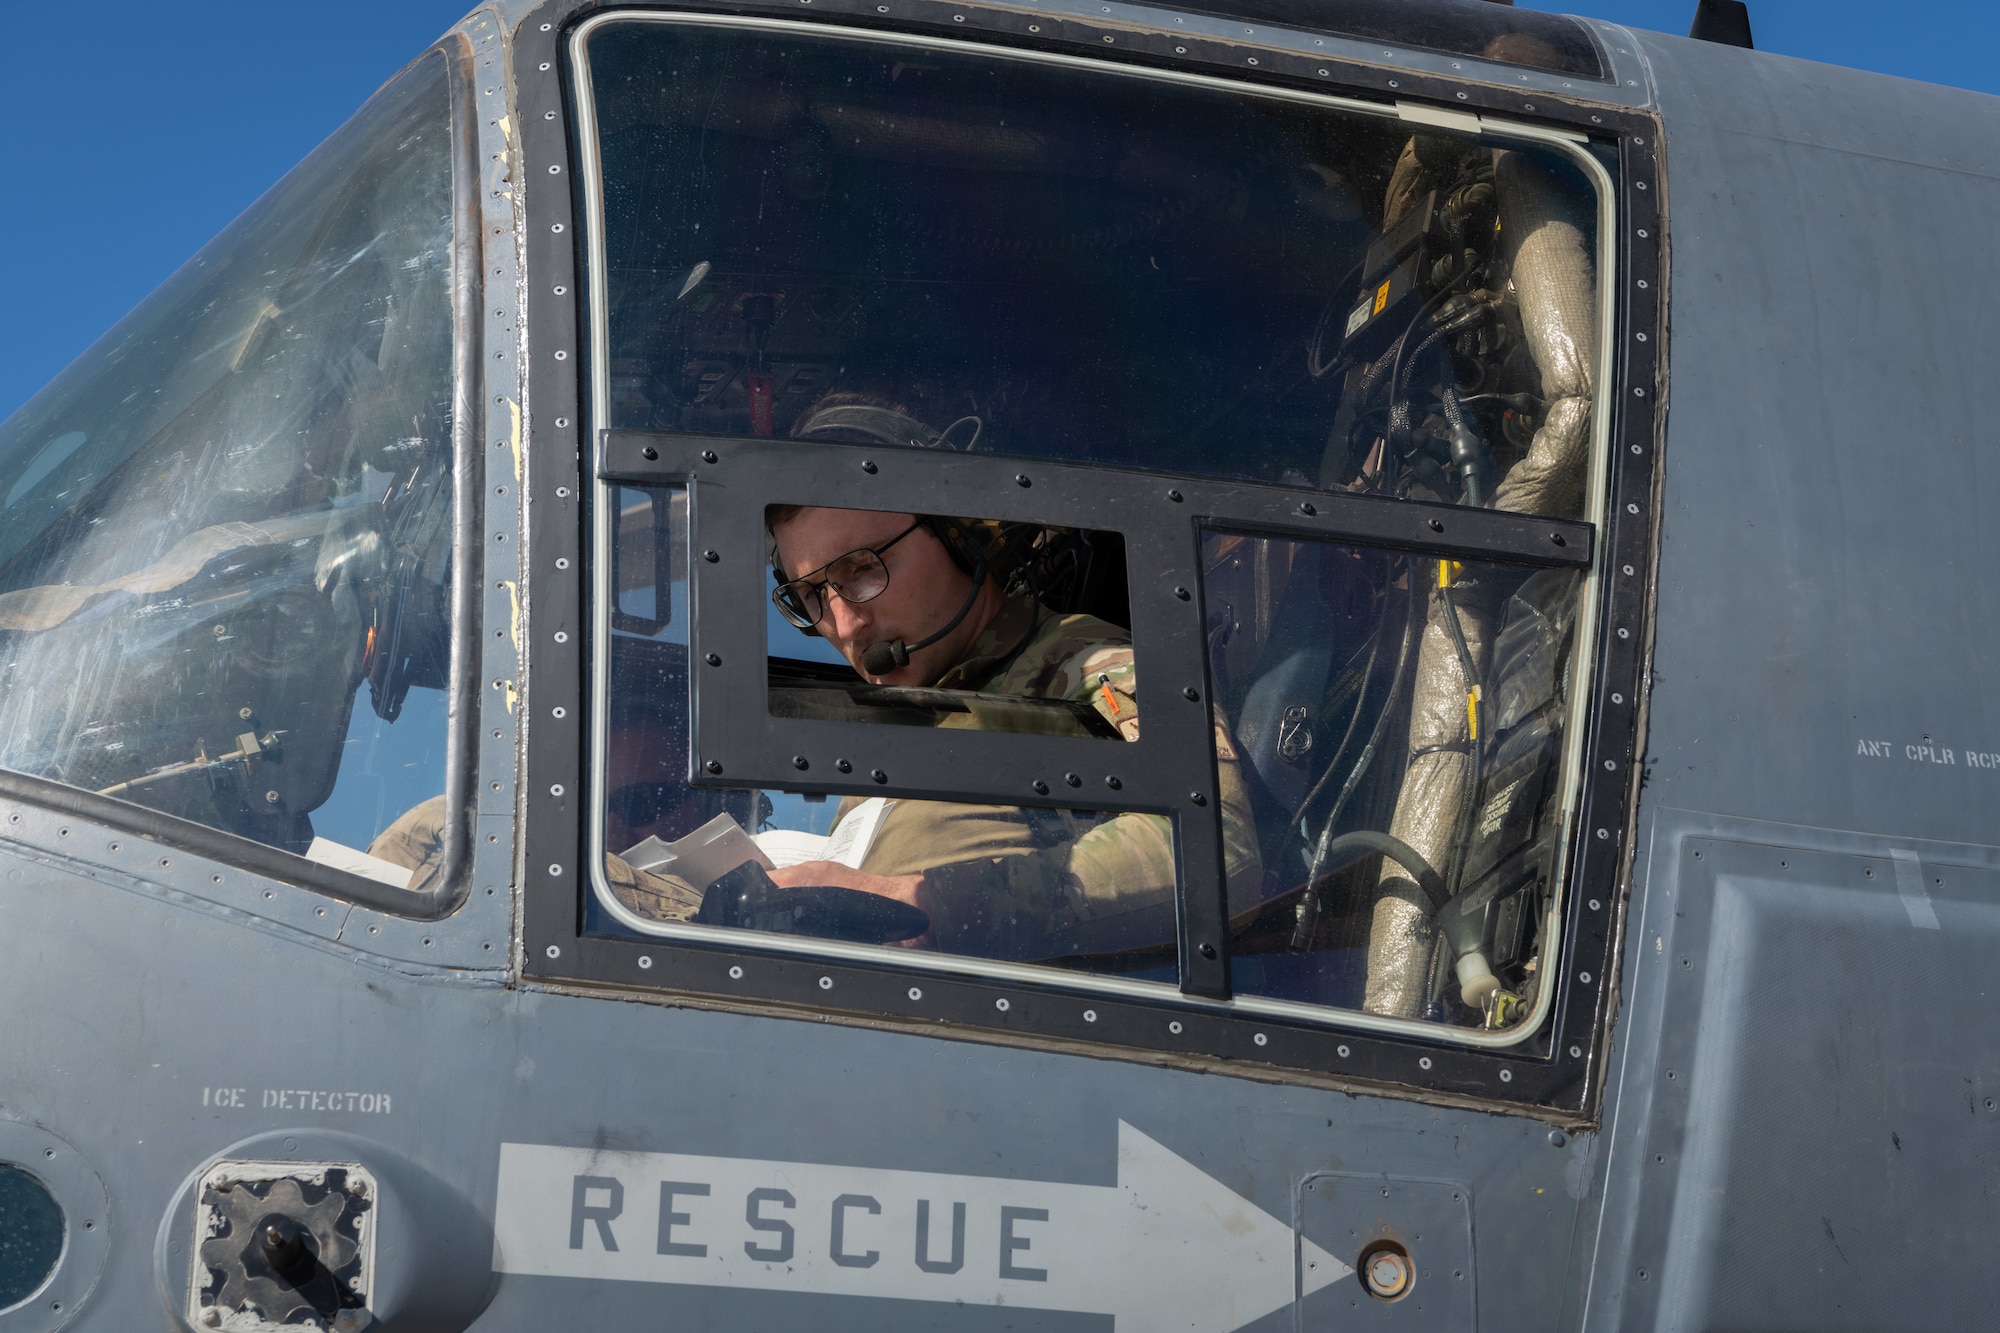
[1595, 28, 2000, 1333]
[0, 821, 1586, 1329]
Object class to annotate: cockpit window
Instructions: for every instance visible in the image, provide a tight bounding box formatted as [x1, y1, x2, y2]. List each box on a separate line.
[585, 22, 1599, 519]
[1210, 531, 1584, 1031]
[578, 17, 1612, 1044]
[0, 53, 461, 890]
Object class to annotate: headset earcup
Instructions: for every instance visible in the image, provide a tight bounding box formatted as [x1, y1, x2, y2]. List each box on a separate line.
[922, 517, 984, 577]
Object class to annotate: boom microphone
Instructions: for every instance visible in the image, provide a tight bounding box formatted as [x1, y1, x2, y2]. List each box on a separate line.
[859, 562, 986, 677]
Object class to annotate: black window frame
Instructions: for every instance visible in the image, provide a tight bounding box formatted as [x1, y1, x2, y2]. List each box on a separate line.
[512, 0, 1665, 1122]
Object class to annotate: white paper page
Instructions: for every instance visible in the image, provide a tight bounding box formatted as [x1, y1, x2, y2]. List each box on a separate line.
[751, 828, 832, 869]
[820, 797, 897, 870]
[305, 837, 416, 889]
[621, 812, 773, 883]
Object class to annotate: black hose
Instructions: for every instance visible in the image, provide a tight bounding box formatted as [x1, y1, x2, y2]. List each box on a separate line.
[1296, 831, 1448, 921]
[1294, 625, 1381, 833]
[1289, 558, 1424, 949]
[1290, 557, 1397, 826]
[1378, 302, 1452, 485]
[1384, 326, 1443, 466]
[1437, 575, 1484, 894]
[1323, 282, 1465, 497]
[1306, 556, 1421, 828]
[1381, 289, 1497, 494]
[1439, 386, 1486, 507]
[1305, 256, 1370, 380]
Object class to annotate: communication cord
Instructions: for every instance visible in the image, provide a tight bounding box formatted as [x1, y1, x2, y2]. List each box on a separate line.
[1436, 562, 1485, 896]
[1289, 558, 1424, 949]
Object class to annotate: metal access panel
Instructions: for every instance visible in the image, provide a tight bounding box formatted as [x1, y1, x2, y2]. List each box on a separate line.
[1296, 1172, 1475, 1329]
[188, 1159, 377, 1332]
[1599, 823, 2000, 1329]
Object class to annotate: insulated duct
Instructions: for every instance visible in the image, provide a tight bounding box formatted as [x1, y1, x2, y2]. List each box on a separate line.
[1363, 146, 1597, 1018]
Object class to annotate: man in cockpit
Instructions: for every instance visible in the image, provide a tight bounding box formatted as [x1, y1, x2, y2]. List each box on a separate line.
[756, 497, 1261, 960]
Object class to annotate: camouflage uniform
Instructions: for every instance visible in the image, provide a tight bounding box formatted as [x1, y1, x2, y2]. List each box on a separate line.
[821, 596, 1262, 961]
[367, 795, 447, 879]
[372, 793, 709, 919]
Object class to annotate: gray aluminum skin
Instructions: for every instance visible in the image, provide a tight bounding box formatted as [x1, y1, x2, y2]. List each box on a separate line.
[1580, 29, 2000, 1331]
[2, 1, 1996, 1330]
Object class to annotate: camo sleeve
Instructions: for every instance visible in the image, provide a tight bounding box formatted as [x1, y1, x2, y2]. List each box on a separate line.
[897, 612, 1266, 959]
[1060, 717, 1262, 917]
[914, 812, 1176, 961]
[367, 795, 448, 873]
[1061, 641, 1141, 741]
[602, 854, 705, 922]
[913, 713, 1262, 961]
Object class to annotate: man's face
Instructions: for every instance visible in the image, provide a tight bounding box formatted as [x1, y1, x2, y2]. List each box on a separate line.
[771, 507, 986, 685]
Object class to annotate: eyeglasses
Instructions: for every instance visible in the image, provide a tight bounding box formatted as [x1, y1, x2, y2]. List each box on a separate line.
[771, 519, 923, 629]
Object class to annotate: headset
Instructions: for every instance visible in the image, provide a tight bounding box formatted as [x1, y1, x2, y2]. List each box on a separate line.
[773, 397, 1082, 673]
[770, 400, 993, 668]
[767, 509, 1030, 669]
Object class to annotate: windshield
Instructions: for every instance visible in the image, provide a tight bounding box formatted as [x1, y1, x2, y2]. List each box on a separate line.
[0, 53, 462, 889]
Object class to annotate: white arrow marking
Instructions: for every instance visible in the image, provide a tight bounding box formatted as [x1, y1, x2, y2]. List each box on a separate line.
[493, 1120, 1348, 1330]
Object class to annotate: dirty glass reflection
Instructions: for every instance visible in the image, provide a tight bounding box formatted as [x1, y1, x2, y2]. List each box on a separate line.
[586, 22, 1599, 518]
[1208, 531, 1582, 1031]
[0, 54, 458, 889]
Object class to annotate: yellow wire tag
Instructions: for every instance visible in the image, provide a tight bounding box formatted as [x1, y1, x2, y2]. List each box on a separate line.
[1466, 683, 1482, 740]
[1438, 558, 1463, 588]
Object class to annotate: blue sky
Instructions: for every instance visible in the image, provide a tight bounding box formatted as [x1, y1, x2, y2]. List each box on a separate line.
[0, 0, 1993, 422]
